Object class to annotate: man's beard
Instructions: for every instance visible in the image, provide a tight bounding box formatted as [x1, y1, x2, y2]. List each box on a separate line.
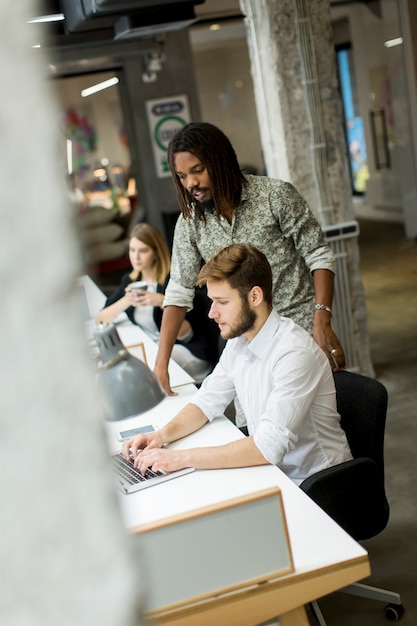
[195, 197, 215, 213]
[222, 296, 256, 340]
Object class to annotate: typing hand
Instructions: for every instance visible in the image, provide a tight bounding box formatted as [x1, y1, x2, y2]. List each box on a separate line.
[121, 432, 162, 462]
[134, 447, 188, 474]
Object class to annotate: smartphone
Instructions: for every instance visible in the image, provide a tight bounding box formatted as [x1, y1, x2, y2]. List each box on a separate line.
[116, 424, 155, 441]
[129, 281, 148, 291]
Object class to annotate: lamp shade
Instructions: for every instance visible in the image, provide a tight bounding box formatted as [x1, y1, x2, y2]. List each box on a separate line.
[93, 323, 165, 421]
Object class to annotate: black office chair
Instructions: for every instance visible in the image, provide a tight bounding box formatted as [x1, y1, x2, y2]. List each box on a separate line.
[300, 370, 405, 624]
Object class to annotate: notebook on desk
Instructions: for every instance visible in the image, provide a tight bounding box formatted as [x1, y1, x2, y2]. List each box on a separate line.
[112, 452, 195, 494]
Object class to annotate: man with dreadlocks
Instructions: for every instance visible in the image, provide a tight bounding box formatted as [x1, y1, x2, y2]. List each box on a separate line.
[154, 122, 345, 398]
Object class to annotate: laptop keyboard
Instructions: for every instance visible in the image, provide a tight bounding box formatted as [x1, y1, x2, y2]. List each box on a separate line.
[112, 452, 164, 485]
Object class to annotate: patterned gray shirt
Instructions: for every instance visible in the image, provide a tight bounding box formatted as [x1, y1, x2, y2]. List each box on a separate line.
[164, 175, 335, 333]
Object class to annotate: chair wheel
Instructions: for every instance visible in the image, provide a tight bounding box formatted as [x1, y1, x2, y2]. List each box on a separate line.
[384, 603, 405, 621]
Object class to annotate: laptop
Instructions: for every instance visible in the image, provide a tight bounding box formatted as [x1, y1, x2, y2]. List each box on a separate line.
[111, 452, 195, 494]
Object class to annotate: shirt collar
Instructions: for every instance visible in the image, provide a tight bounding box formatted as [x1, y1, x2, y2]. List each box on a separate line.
[241, 309, 281, 359]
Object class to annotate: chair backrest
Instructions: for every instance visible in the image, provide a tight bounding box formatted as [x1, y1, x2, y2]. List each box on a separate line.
[334, 370, 388, 485]
[300, 370, 390, 540]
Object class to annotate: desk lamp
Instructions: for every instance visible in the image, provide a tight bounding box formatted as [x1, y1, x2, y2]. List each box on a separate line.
[93, 323, 165, 421]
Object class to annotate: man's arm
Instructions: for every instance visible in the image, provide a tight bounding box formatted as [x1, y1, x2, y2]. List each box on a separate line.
[159, 402, 209, 443]
[156, 215, 204, 393]
[312, 269, 345, 370]
[268, 181, 345, 370]
[154, 305, 188, 395]
[124, 386, 269, 475]
[134, 434, 270, 475]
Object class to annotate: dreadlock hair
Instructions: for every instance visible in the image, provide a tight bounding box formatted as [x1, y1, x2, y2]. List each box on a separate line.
[167, 122, 246, 221]
[196, 243, 273, 307]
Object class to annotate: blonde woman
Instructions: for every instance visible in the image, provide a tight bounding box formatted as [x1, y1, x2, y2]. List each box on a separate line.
[96, 222, 212, 383]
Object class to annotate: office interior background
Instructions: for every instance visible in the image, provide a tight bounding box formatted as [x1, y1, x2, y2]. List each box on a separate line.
[16, 1, 417, 624]
[43, 0, 417, 240]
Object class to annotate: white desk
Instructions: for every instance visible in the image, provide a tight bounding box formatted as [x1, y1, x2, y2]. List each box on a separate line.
[105, 385, 370, 626]
[78, 274, 195, 389]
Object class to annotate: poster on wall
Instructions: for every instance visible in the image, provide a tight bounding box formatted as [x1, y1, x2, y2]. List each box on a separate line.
[145, 95, 191, 178]
[63, 106, 97, 181]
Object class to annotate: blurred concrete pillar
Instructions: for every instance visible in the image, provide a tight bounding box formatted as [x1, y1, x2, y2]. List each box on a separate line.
[240, 0, 374, 376]
[0, 2, 146, 624]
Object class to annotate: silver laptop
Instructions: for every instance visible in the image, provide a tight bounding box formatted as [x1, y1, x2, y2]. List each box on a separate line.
[111, 452, 195, 494]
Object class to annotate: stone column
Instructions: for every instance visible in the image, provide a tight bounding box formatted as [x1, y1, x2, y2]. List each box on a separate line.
[0, 2, 146, 624]
[240, 0, 374, 376]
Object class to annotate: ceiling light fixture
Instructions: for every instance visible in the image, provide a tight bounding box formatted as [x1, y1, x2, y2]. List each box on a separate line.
[27, 13, 65, 24]
[67, 140, 73, 175]
[384, 37, 403, 48]
[81, 77, 119, 98]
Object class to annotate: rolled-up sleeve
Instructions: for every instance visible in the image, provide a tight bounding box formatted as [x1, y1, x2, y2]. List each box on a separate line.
[163, 215, 205, 310]
[163, 278, 195, 310]
[304, 244, 336, 275]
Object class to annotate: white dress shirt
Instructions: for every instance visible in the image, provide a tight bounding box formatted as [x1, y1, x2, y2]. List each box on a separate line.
[191, 309, 352, 485]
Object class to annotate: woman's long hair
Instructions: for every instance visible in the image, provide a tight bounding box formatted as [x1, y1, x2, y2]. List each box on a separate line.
[129, 223, 171, 284]
[167, 122, 245, 221]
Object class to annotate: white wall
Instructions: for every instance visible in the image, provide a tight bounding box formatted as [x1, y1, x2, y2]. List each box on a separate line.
[191, 34, 265, 174]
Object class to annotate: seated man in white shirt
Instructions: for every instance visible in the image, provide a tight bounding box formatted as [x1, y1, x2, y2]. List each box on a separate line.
[122, 243, 352, 485]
